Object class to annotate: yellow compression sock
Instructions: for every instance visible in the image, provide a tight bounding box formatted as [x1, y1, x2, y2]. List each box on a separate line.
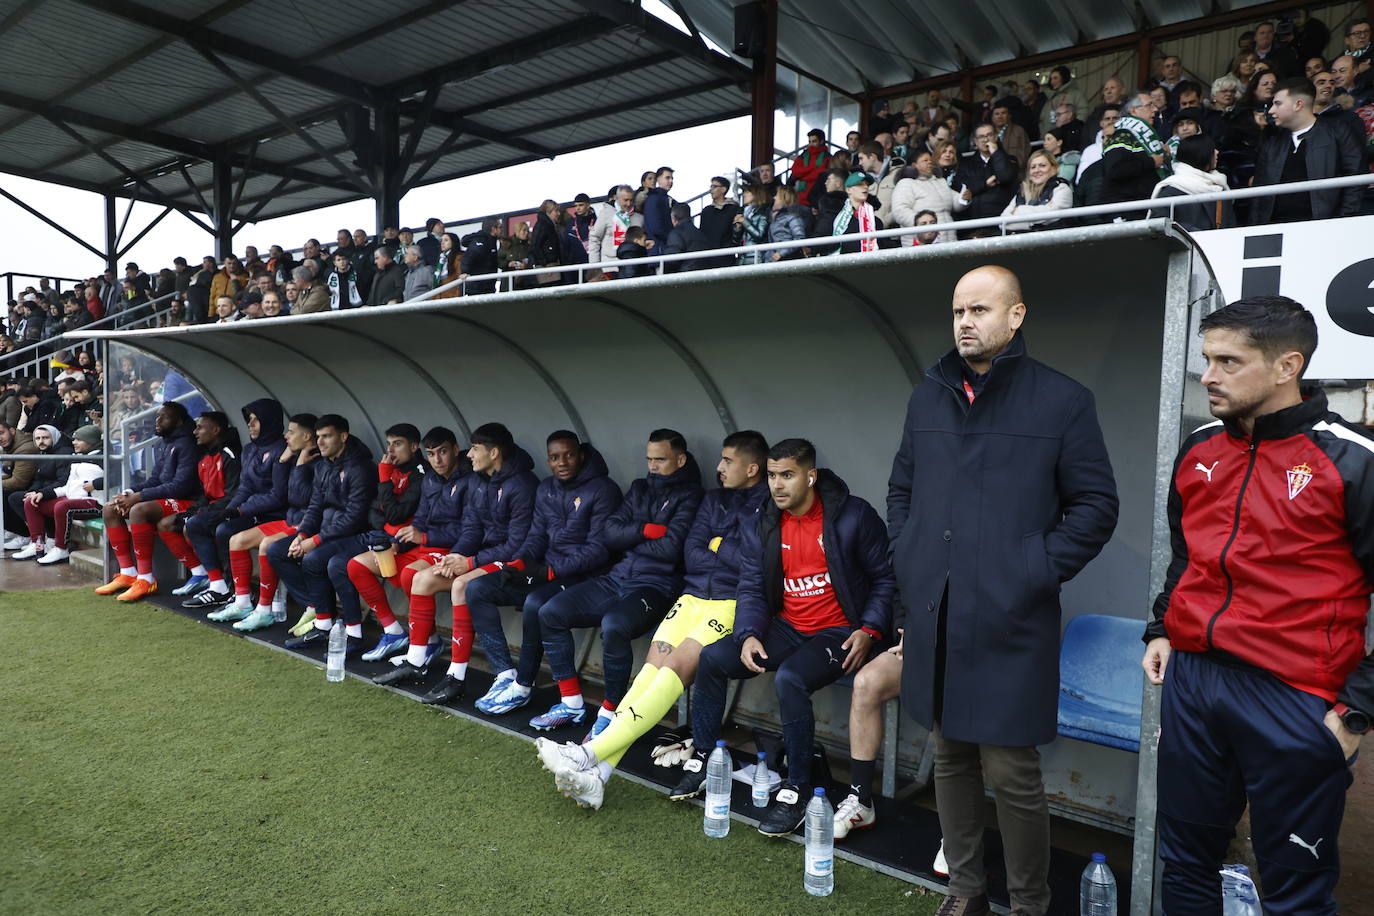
[614, 664, 659, 715]
[590, 666, 686, 768]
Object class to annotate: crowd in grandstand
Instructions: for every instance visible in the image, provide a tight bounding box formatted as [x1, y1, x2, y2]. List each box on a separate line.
[1, 13, 1369, 342]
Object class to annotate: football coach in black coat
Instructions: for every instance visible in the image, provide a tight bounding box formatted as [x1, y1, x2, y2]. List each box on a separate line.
[887, 265, 1119, 916]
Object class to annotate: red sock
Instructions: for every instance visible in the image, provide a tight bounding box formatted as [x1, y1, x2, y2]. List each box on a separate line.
[107, 524, 134, 570]
[258, 554, 278, 605]
[409, 594, 436, 647]
[230, 549, 253, 596]
[206, 568, 224, 582]
[558, 677, 582, 698]
[157, 530, 199, 569]
[130, 523, 156, 576]
[451, 603, 474, 664]
[347, 557, 395, 626]
[399, 565, 419, 594]
[602, 699, 617, 713]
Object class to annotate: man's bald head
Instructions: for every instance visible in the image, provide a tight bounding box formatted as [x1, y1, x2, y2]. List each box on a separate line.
[952, 265, 1026, 373]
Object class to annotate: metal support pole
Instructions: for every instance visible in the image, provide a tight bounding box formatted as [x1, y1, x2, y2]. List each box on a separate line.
[212, 153, 235, 259]
[100, 338, 111, 582]
[1136, 35, 1154, 94]
[374, 103, 401, 237]
[749, 0, 778, 169]
[103, 193, 118, 275]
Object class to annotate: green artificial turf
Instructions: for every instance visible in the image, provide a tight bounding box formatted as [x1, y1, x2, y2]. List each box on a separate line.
[0, 588, 938, 915]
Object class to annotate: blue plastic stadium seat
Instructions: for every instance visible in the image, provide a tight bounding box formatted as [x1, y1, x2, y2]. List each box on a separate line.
[1057, 614, 1145, 752]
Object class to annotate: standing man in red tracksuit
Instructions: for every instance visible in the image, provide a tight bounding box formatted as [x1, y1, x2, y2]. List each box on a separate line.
[1142, 296, 1374, 915]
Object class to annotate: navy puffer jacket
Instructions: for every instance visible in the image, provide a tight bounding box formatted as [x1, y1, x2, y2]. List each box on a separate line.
[225, 398, 288, 520]
[602, 453, 705, 593]
[297, 436, 376, 542]
[516, 444, 623, 577]
[454, 445, 539, 567]
[682, 482, 769, 601]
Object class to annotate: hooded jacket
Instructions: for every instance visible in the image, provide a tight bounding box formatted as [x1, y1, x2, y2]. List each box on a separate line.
[454, 445, 539, 567]
[139, 421, 200, 502]
[27, 425, 74, 496]
[602, 453, 705, 594]
[515, 444, 623, 577]
[733, 469, 894, 643]
[411, 465, 473, 549]
[682, 481, 769, 601]
[297, 436, 376, 543]
[370, 456, 426, 534]
[224, 398, 288, 520]
[285, 456, 320, 529]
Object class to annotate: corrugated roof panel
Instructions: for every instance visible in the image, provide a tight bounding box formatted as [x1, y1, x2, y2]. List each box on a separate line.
[520, 88, 747, 150]
[210, 1, 380, 57]
[0, 121, 118, 169]
[1, 0, 165, 99]
[61, 44, 238, 127]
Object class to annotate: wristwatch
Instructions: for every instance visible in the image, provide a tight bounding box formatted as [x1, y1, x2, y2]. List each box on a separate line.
[1334, 702, 1372, 735]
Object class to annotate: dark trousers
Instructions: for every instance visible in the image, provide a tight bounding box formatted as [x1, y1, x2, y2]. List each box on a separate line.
[321, 532, 381, 625]
[934, 727, 1051, 914]
[1158, 650, 1352, 916]
[265, 535, 361, 618]
[184, 512, 258, 574]
[466, 573, 585, 686]
[537, 574, 671, 705]
[6, 490, 33, 535]
[690, 620, 848, 789]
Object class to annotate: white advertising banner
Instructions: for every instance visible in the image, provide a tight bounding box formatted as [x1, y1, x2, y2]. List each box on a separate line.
[1191, 216, 1374, 379]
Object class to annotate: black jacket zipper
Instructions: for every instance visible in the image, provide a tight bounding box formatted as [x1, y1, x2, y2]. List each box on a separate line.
[1206, 440, 1259, 648]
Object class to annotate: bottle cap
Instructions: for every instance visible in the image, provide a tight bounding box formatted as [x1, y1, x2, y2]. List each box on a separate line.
[1091, 852, 1107, 864]
[716, 739, 727, 748]
[757, 751, 766, 760]
[813, 787, 826, 797]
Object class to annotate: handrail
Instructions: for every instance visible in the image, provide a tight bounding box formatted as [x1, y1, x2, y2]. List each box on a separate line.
[397, 172, 1374, 300]
[4, 272, 85, 304]
[3, 290, 179, 379]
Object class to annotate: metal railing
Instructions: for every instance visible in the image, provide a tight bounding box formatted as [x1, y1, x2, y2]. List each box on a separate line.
[3, 272, 84, 304]
[2, 291, 180, 381]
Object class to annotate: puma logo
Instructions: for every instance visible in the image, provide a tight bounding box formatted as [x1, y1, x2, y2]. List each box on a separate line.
[781, 543, 792, 550]
[1289, 833, 1323, 859]
[628, 707, 643, 722]
[1195, 460, 1219, 482]
[825, 647, 839, 666]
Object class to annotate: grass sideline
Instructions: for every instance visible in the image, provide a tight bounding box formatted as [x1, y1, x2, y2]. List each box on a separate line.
[1, 588, 939, 915]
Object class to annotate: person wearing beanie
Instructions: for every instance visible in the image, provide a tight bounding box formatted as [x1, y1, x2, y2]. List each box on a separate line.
[18, 425, 103, 564]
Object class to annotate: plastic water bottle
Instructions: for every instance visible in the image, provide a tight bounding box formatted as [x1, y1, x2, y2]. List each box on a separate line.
[804, 787, 834, 897]
[326, 623, 346, 682]
[703, 740, 732, 838]
[1221, 864, 1260, 915]
[1080, 852, 1117, 915]
[752, 751, 771, 808]
[271, 592, 287, 623]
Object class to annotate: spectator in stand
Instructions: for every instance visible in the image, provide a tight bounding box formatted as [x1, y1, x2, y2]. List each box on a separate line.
[910, 210, 941, 246]
[753, 161, 782, 201]
[401, 245, 433, 302]
[265, 245, 295, 286]
[1074, 106, 1121, 218]
[1252, 77, 1364, 223]
[892, 150, 966, 244]
[500, 221, 534, 290]
[1306, 56, 1329, 80]
[301, 238, 326, 271]
[733, 183, 771, 265]
[766, 187, 811, 262]
[260, 292, 284, 318]
[832, 173, 881, 254]
[1149, 86, 1173, 135]
[633, 170, 656, 211]
[1347, 19, 1371, 61]
[829, 149, 853, 174]
[1042, 127, 1081, 182]
[1157, 55, 1186, 106]
[213, 296, 236, 324]
[209, 255, 248, 306]
[1149, 135, 1233, 231]
[589, 186, 641, 281]
[242, 246, 265, 276]
[1245, 70, 1280, 125]
[352, 229, 374, 260]
[664, 203, 711, 272]
[41, 302, 63, 339]
[563, 194, 595, 268]
[1042, 66, 1090, 138]
[1165, 107, 1204, 160]
[857, 141, 898, 225]
[98, 269, 120, 318]
[366, 246, 405, 306]
[614, 225, 654, 279]
[870, 98, 894, 135]
[1021, 80, 1047, 138]
[530, 200, 564, 280]
[378, 227, 401, 260]
[82, 283, 104, 323]
[791, 129, 832, 207]
[417, 218, 444, 266]
[0, 420, 37, 520]
[292, 265, 327, 314]
[239, 272, 277, 310]
[153, 268, 175, 302]
[845, 130, 862, 153]
[922, 89, 948, 127]
[185, 256, 215, 324]
[919, 123, 953, 161]
[1293, 8, 1331, 63]
[1229, 50, 1261, 86]
[1001, 150, 1074, 231]
[1311, 69, 1366, 144]
[397, 227, 416, 259]
[124, 262, 150, 298]
[813, 168, 848, 239]
[991, 102, 1031, 177]
[434, 232, 463, 298]
[60, 298, 91, 334]
[1103, 93, 1167, 213]
[1254, 21, 1300, 78]
[697, 177, 740, 267]
[642, 167, 675, 250]
[934, 140, 961, 183]
[953, 123, 1019, 233]
[455, 218, 499, 296]
[1331, 55, 1360, 101]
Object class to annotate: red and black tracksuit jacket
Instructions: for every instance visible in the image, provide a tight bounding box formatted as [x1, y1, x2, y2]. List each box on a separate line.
[1145, 390, 1374, 712]
[368, 457, 425, 536]
[186, 442, 240, 515]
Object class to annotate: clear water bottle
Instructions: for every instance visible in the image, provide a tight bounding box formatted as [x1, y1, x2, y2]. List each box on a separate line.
[752, 751, 771, 808]
[1221, 864, 1260, 916]
[804, 787, 835, 897]
[1080, 852, 1117, 915]
[326, 623, 346, 682]
[271, 591, 287, 623]
[703, 740, 732, 838]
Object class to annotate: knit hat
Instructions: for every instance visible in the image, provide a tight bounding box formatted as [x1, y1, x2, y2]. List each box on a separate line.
[844, 172, 871, 188]
[74, 425, 102, 448]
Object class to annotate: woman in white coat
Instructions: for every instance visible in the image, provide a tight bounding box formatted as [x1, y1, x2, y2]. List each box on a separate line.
[890, 149, 966, 244]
